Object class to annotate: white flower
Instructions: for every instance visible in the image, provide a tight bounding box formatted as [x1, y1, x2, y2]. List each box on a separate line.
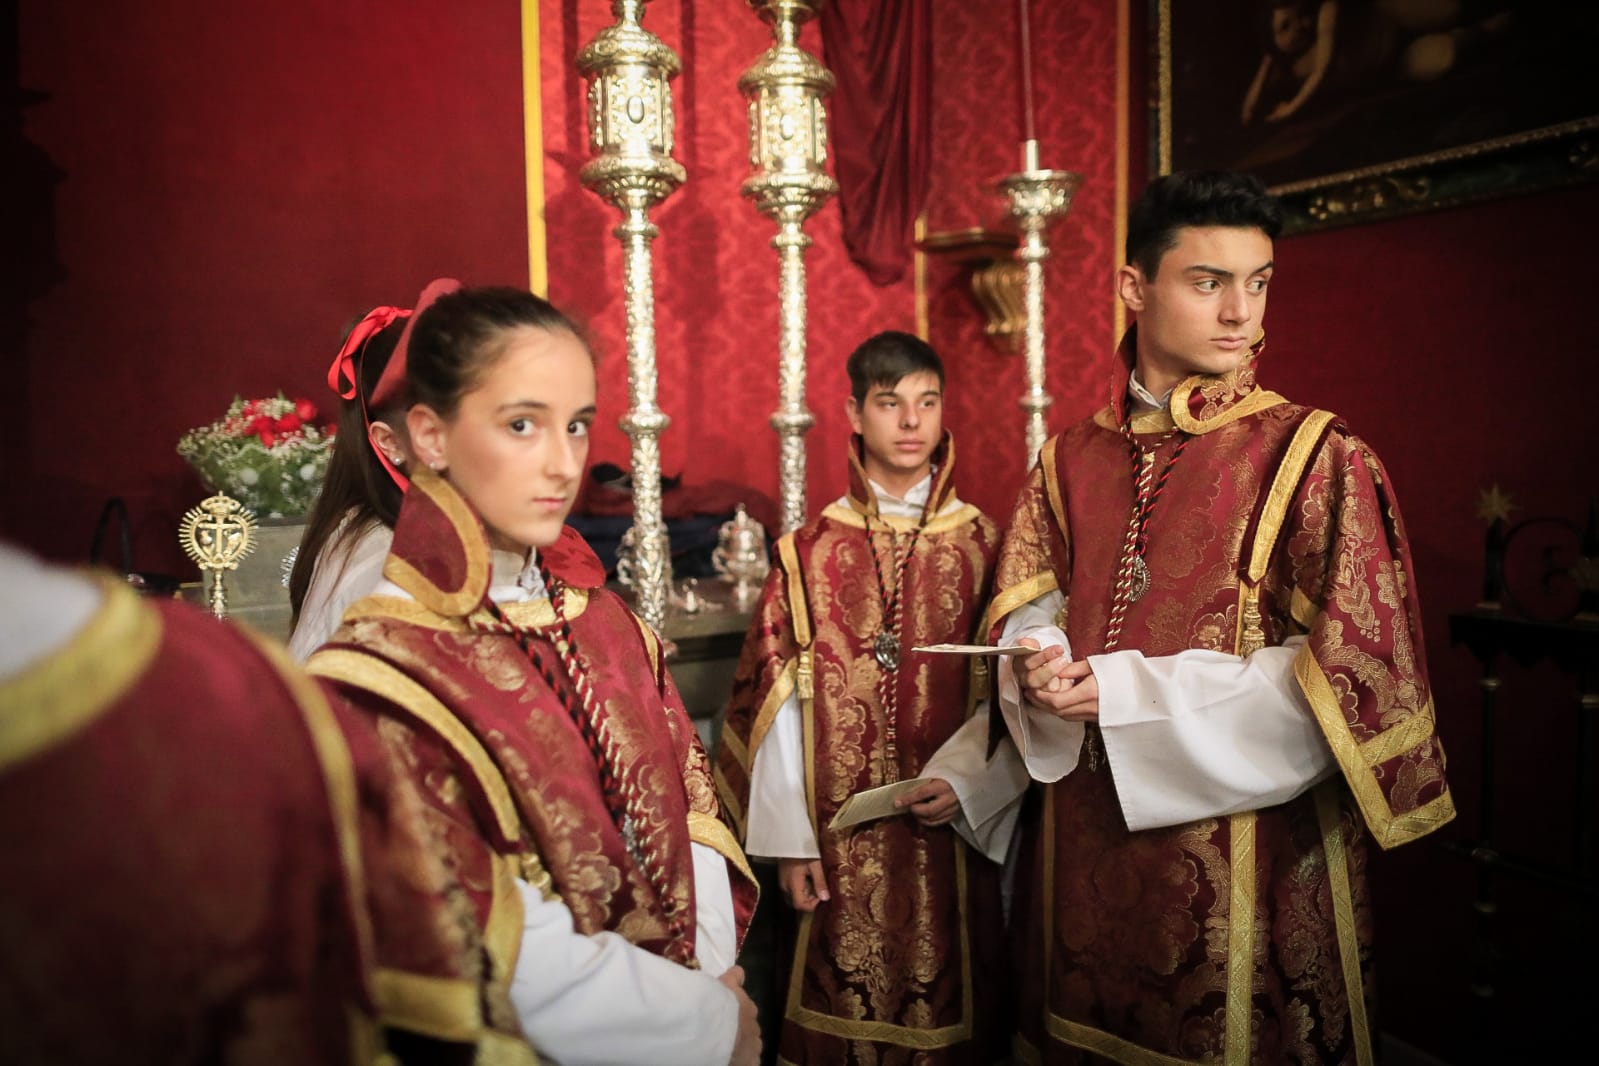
[237, 467, 260, 486]
[300, 463, 317, 480]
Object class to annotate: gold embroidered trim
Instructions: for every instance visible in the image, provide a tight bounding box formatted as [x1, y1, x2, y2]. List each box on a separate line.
[985, 572, 1059, 638]
[819, 501, 982, 538]
[1292, 645, 1456, 849]
[384, 467, 493, 617]
[308, 648, 524, 845]
[372, 968, 482, 1043]
[484, 853, 527, 985]
[342, 595, 466, 630]
[341, 590, 588, 632]
[783, 847, 973, 1049]
[1225, 811, 1257, 1066]
[1040, 440, 1067, 540]
[1171, 386, 1287, 435]
[1315, 784, 1375, 1066]
[0, 578, 159, 771]
[1041, 783, 1057, 1023]
[1012, 1032, 1044, 1066]
[688, 809, 757, 893]
[247, 630, 378, 998]
[503, 587, 588, 627]
[1247, 410, 1336, 583]
[748, 663, 796, 768]
[719, 721, 752, 773]
[800, 660, 817, 829]
[630, 608, 660, 668]
[712, 763, 747, 842]
[1358, 701, 1438, 767]
[778, 534, 811, 649]
[1092, 406, 1175, 435]
[1043, 1014, 1196, 1065]
[1289, 586, 1319, 630]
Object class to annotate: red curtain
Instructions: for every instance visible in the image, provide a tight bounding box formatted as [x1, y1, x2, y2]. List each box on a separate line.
[820, 0, 932, 286]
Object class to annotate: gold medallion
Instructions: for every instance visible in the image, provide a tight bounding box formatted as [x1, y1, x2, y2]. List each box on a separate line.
[1128, 553, 1150, 603]
[873, 631, 900, 671]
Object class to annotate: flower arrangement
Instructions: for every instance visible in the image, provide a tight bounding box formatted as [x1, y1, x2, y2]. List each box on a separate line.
[177, 394, 335, 518]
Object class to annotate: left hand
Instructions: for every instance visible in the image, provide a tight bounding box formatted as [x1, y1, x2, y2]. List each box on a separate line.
[893, 777, 960, 827]
[1044, 659, 1100, 721]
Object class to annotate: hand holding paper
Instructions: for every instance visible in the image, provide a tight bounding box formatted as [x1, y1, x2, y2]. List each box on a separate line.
[828, 779, 926, 830]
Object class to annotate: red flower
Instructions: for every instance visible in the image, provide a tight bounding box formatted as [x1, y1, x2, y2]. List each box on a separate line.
[259, 428, 278, 448]
[276, 412, 303, 433]
[294, 398, 317, 422]
[323, 423, 337, 436]
[247, 415, 274, 438]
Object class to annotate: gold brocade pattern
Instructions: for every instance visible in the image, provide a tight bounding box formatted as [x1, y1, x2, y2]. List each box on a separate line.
[321, 470, 759, 985]
[991, 381, 1452, 1064]
[717, 465, 1004, 1064]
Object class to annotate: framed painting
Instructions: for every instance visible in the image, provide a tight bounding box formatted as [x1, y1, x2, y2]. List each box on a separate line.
[1154, 0, 1599, 231]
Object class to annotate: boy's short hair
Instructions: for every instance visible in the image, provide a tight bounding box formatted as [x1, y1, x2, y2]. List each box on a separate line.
[1126, 171, 1284, 278]
[846, 331, 945, 405]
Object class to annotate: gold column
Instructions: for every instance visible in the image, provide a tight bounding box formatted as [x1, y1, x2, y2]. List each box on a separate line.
[999, 141, 1078, 468]
[577, 0, 684, 632]
[739, 0, 837, 534]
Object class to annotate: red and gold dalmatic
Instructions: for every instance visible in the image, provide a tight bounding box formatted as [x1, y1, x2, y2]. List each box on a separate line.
[716, 434, 1005, 1065]
[309, 467, 757, 1053]
[0, 578, 480, 1065]
[991, 330, 1454, 1066]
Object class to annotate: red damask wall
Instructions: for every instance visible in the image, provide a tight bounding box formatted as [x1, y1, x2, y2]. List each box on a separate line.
[535, 0, 1116, 531]
[9, 0, 532, 573]
[923, 0, 1122, 521]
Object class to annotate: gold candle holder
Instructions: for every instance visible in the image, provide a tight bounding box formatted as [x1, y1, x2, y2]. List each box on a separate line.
[998, 141, 1079, 468]
[178, 492, 257, 619]
[577, 0, 684, 632]
[739, 0, 837, 534]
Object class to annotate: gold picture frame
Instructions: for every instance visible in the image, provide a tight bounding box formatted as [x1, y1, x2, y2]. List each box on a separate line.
[1154, 0, 1599, 232]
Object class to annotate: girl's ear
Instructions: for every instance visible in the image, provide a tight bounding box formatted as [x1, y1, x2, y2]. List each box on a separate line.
[367, 421, 407, 467]
[406, 405, 449, 472]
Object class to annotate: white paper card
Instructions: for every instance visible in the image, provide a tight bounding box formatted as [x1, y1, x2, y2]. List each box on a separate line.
[827, 779, 926, 831]
[911, 643, 1036, 657]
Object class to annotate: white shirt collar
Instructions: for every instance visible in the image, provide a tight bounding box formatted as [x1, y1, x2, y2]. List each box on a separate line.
[1127, 370, 1171, 412]
[868, 472, 933, 520]
[488, 548, 547, 603]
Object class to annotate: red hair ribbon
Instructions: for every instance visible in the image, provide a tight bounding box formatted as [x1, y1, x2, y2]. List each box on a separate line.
[369, 278, 463, 409]
[326, 306, 412, 400]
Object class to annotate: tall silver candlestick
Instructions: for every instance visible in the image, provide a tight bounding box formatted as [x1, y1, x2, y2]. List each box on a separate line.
[577, 0, 684, 631]
[739, 0, 837, 534]
[999, 139, 1078, 468]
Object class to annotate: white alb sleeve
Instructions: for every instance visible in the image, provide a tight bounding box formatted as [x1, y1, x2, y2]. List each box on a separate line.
[691, 842, 738, 976]
[1089, 635, 1336, 831]
[918, 703, 1030, 863]
[994, 591, 1086, 782]
[509, 879, 737, 1066]
[287, 522, 393, 661]
[743, 690, 820, 859]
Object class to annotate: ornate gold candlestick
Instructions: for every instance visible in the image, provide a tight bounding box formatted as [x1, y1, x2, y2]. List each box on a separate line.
[577, 0, 684, 631]
[998, 140, 1078, 467]
[178, 492, 257, 619]
[739, 0, 837, 534]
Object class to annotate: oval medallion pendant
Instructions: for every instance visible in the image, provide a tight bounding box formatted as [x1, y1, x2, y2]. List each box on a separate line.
[1128, 554, 1151, 602]
[873, 631, 900, 671]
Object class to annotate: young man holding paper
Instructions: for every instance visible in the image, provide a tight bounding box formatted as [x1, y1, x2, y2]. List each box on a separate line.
[715, 331, 1028, 1065]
